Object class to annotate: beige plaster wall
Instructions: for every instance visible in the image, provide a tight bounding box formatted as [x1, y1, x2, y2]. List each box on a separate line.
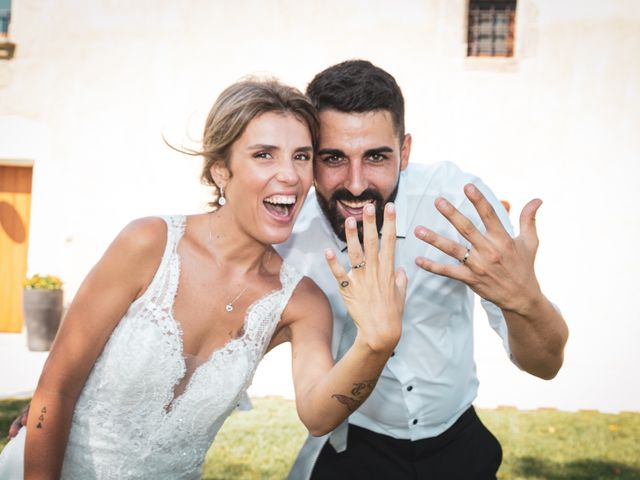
[1, 0, 638, 412]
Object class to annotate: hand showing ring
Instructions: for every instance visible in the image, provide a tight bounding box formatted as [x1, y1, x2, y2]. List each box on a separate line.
[413, 183, 544, 314]
[324, 203, 408, 352]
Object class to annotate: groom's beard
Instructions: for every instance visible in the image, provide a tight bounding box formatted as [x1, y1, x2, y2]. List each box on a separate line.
[315, 183, 399, 243]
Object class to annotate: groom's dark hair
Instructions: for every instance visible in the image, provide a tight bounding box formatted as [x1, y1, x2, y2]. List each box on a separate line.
[305, 59, 405, 141]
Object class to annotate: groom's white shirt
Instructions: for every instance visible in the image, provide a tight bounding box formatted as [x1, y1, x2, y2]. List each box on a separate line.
[276, 161, 514, 479]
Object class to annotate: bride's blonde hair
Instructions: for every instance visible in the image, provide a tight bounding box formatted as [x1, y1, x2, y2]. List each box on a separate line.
[198, 79, 319, 208]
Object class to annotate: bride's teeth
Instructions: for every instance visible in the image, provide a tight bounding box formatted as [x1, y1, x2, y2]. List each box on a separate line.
[264, 195, 296, 205]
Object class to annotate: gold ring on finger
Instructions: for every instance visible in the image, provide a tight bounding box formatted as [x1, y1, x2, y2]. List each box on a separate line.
[351, 260, 366, 269]
[340, 280, 350, 288]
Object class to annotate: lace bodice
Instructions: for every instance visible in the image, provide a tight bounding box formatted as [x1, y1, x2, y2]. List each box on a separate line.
[60, 215, 303, 479]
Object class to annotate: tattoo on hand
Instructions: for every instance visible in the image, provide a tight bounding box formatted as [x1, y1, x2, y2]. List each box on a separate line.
[36, 406, 47, 429]
[332, 378, 378, 412]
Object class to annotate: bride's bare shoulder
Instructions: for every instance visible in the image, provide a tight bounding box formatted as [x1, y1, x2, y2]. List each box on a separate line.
[102, 217, 169, 273]
[117, 216, 167, 250]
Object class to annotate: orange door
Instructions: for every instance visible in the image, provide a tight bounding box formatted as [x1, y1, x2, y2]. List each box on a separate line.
[0, 165, 33, 332]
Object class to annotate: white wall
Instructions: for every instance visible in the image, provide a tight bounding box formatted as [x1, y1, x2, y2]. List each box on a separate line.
[1, 0, 638, 413]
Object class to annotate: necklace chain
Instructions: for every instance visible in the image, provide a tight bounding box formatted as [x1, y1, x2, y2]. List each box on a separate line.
[208, 213, 273, 313]
[224, 286, 249, 313]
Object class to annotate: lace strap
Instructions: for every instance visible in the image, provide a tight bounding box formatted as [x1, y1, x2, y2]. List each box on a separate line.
[138, 215, 186, 309]
[159, 215, 187, 254]
[277, 262, 304, 312]
[244, 261, 303, 360]
[125, 215, 186, 311]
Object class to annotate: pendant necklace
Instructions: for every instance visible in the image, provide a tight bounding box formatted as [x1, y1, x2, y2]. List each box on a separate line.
[225, 286, 249, 312]
[209, 214, 272, 313]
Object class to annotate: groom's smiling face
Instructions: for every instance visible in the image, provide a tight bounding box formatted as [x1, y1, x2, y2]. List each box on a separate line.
[313, 109, 411, 242]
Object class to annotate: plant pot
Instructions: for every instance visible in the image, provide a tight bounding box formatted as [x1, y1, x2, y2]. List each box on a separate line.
[22, 289, 63, 351]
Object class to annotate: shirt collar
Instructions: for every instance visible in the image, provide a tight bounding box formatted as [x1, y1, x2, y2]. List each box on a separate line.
[394, 168, 409, 238]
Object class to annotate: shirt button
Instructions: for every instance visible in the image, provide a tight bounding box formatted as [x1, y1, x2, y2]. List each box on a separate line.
[412, 419, 418, 425]
[406, 385, 413, 392]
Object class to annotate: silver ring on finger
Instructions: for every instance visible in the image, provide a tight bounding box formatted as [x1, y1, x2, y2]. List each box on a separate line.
[460, 248, 471, 264]
[351, 260, 366, 269]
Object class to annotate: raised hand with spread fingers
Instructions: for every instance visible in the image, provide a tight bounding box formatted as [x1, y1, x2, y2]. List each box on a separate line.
[285, 202, 408, 432]
[326, 202, 408, 353]
[414, 183, 568, 379]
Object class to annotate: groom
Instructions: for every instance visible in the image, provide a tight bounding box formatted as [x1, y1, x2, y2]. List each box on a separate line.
[276, 60, 568, 479]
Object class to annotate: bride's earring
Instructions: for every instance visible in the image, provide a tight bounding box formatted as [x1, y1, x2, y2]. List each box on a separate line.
[218, 185, 227, 206]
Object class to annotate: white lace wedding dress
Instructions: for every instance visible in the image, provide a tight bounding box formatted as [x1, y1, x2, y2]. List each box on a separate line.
[0, 215, 302, 479]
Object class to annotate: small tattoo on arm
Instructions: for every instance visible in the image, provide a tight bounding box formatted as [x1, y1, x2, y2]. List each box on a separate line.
[332, 378, 379, 412]
[36, 406, 47, 429]
[331, 394, 361, 412]
[351, 379, 377, 397]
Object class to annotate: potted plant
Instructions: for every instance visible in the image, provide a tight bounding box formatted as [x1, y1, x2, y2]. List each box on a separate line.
[23, 274, 64, 351]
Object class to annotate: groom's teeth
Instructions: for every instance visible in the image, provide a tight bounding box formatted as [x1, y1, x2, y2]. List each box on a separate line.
[341, 200, 374, 208]
[264, 194, 296, 205]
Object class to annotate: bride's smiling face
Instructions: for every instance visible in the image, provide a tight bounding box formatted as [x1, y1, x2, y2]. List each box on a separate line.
[215, 111, 314, 245]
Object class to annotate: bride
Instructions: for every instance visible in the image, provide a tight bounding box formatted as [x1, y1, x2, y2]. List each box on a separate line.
[0, 78, 407, 479]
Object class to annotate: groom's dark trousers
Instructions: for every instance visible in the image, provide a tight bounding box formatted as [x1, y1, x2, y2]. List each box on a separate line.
[310, 406, 502, 480]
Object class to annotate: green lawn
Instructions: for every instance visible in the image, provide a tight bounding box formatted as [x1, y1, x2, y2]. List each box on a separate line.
[2, 397, 638, 479]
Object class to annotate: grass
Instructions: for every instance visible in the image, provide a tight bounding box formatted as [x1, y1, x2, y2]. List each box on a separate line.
[2, 397, 638, 479]
[482, 407, 640, 479]
[0, 397, 29, 447]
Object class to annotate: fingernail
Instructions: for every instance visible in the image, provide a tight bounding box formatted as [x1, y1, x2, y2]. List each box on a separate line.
[324, 248, 334, 259]
[466, 184, 476, 194]
[365, 204, 374, 215]
[386, 203, 395, 213]
[346, 217, 356, 228]
[436, 198, 448, 209]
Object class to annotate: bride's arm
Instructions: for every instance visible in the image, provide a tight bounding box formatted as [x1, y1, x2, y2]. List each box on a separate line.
[283, 203, 407, 436]
[24, 218, 166, 479]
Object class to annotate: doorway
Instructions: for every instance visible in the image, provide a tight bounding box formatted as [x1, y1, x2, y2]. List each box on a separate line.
[0, 163, 33, 332]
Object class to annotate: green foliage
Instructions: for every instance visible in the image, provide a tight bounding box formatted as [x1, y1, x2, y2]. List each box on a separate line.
[0, 398, 30, 450]
[23, 273, 63, 290]
[1, 397, 638, 479]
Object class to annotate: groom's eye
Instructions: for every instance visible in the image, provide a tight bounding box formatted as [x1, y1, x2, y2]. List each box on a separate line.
[321, 155, 345, 166]
[368, 153, 387, 163]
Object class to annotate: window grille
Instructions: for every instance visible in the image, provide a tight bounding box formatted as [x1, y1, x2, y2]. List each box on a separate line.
[467, 0, 516, 57]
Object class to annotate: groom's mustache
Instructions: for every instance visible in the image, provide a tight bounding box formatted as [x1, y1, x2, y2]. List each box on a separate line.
[316, 187, 386, 243]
